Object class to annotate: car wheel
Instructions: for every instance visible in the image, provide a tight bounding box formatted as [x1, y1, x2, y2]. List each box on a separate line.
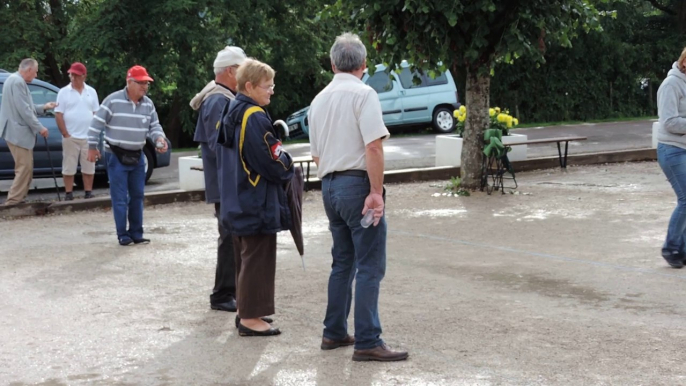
[143, 146, 154, 182]
[432, 107, 456, 133]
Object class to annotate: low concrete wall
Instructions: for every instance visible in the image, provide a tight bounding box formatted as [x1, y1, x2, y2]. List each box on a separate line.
[0, 148, 657, 219]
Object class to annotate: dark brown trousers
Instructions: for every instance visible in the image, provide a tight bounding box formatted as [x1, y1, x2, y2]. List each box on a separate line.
[233, 233, 277, 319]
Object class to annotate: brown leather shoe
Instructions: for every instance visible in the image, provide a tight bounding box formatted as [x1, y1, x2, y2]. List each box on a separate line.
[352, 344, 408, 362]
[321, 335, 355, 350]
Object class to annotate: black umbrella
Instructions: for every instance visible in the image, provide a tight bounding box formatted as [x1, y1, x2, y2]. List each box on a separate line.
[285, 165, 305, 269]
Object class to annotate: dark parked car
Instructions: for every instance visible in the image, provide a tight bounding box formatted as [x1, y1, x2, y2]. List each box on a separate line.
[0, 70, 171, 184]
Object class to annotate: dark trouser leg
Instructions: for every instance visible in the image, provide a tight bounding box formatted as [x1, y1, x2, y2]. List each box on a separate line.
[658, 143, 686, 257]
[106, 153, 130, 239]
[233, 234, 277, 319]
[210, 202, 236, 304]
[322, 177, 356, 341]
[127, 155, 146, 240]
[321, 174, 387, 349]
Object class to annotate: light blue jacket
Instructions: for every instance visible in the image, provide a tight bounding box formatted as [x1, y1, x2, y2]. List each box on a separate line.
[657, 62, 686, 149]
[0, 72, 46, 150]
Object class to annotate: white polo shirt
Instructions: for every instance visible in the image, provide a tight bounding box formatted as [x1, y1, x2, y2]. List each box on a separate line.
[308, 73, 389, 178]
[55, 83, 100, 139]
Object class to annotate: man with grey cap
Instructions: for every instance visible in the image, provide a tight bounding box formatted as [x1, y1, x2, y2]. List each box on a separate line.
[190, 46, 247, 312]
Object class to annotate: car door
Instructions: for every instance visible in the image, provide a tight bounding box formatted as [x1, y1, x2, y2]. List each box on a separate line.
[397, 67, 437, 124]
[28, 84, 60, 173]
[364, 70, 403, 126]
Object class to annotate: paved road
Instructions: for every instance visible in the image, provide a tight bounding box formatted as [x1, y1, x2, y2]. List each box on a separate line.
[2, 119, 656, 203]
[3, 162, 685, 384]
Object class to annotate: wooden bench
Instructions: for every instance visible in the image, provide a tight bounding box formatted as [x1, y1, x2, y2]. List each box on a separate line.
[505, 136, 587, 169]
[190, 157, 316, 190]
[481, 136, 587, 194]
[292, 156, 315, 191]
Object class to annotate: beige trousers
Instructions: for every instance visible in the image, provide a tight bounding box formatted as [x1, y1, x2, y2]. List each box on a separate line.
[5, 142, 33, 205]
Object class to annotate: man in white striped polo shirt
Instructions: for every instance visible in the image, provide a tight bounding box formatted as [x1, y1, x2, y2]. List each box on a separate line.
[87, 65, 168, 246]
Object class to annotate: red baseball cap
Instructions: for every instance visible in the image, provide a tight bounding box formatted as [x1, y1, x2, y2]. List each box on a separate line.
[67, 62, 87, 76]
[126, 65, 154, 82]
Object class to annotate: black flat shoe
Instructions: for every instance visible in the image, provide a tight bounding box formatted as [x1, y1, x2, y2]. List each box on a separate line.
[235, 315, 274, 328]
[238, 323, 281, 337]
[211, 299, 237, 312]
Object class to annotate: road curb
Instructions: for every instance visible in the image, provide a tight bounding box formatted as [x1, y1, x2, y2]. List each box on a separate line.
[0, 148, 656, 220]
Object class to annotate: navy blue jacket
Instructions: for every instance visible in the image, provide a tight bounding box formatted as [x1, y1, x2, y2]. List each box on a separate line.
[217, 94, 294, 236]
[193, 93, 231, 203]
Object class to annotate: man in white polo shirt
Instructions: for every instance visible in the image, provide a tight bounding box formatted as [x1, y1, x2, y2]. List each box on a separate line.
[55, 62, 100, 200]
[308, 32, 407, 362]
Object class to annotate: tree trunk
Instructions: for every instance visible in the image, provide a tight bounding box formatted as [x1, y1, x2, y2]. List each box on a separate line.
[460, 68, 490, 190]
[164, 95, 184, 148]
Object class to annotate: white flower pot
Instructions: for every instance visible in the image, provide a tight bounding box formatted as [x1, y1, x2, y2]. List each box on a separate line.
[178, 156, 205, 191]
[435, 133, 528, 167]
[652, 121, 659, 149]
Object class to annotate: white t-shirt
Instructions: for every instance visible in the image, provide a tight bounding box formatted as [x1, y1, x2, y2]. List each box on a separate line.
[308, 73, 389, 178]
[55, 83, 100, 139]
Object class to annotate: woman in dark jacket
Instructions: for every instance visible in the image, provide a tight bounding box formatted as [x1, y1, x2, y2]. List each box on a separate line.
[217, 59, 294, 336]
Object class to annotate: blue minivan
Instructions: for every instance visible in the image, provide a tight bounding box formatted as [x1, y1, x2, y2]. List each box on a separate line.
[0, 70, 171, 183]
[286, 62, 460, 138]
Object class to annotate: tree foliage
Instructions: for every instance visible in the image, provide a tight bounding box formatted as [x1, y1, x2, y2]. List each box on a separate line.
[489, 0, 686, 122]
[2, 0, 685, 157]
[338, 0, 607, 188]
[0, 0, 339, 146]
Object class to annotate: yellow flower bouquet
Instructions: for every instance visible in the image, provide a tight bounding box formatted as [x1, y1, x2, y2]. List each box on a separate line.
[453, 106, 519, 137]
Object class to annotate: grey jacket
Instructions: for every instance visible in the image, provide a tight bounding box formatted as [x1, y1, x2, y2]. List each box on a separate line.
[0, 72, 46, 150]
[657, 62, 686, 149]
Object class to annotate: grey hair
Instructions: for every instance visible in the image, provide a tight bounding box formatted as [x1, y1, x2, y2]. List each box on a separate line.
[330, 33, 367, 72]
[19, 58, 38, 71]
[214, 66, 230, 76]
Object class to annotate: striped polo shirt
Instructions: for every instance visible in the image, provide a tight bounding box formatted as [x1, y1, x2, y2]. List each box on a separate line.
[88, 87, 166, 152]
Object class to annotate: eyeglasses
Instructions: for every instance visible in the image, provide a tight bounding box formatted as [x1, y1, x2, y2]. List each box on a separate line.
[133, 80, 150, 86]
[257, 84, 275, 91]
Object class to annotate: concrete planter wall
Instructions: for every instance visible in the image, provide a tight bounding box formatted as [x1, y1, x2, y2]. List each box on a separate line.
[435, 133, 528, 167]
[652, 121, 659, 149]
[178, 156, 205, 191]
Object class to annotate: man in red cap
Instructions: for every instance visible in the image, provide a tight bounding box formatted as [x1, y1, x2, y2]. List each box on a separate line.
[55, 62, 100, 200]
[87, 65, 168, 246]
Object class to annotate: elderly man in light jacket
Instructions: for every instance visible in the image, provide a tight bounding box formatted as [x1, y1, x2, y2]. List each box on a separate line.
[0, 58, 55, 205]
[190, 46, 247, 313]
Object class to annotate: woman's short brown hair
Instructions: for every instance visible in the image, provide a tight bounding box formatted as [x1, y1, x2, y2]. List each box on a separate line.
[678, 47, 686, 70]
[236, 59, 275, 93]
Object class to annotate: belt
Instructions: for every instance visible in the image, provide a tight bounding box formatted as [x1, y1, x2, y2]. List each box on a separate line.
[328, 170, 367, 178]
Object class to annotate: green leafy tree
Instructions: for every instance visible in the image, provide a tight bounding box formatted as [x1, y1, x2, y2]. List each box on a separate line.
[338, 0, 608, 189]
[68, 0, 339, 145]
[0, 0, 85, 85]
[1, 0, 341, 147]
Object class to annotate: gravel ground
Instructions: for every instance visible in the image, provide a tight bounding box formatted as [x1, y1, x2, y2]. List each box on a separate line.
[1, 161, 685, 385]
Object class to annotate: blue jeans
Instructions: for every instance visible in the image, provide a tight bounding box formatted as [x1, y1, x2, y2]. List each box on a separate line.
[322, 174, 387, 350]
[106, 152, 146, 241]
[657, 143, 686, 257]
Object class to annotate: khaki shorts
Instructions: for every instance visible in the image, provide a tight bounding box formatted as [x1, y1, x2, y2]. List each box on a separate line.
[62, 137, 95, 175]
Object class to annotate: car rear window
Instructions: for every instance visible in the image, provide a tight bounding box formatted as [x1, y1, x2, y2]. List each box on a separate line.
[399, 68, 448, 88]
[366, 71, 393, 94]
